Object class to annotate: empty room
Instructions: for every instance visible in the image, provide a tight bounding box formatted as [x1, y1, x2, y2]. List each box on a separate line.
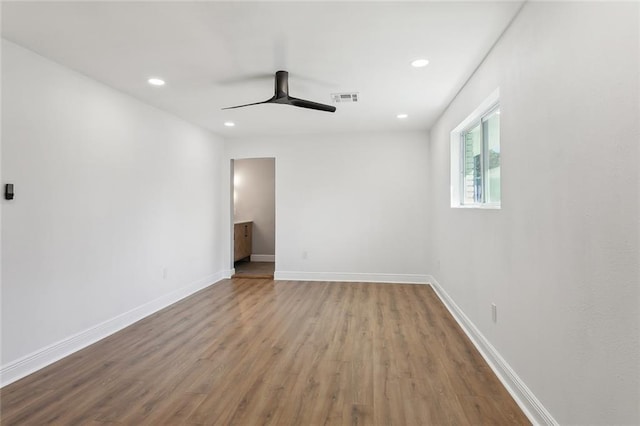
[1, 1, 638, 425]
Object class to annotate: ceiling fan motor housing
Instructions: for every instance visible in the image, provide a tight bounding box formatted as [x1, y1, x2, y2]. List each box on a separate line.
[275, 70, 289, 98]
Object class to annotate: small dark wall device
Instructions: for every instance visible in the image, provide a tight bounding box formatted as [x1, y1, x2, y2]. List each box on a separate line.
[5, 184, 14, 200]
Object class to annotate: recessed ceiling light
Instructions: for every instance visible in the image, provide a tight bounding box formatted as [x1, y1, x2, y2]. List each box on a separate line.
[147, 78, 165, 86]
[224, 121, 235, 127]
[397, 114, 408, 119]
[411, 59, 429, 68]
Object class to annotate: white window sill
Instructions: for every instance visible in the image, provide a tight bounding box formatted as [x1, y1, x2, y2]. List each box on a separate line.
[451, 204, 501, 210]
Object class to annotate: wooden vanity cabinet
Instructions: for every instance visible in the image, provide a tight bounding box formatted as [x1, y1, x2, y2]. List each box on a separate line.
[234, 221, 252, 261]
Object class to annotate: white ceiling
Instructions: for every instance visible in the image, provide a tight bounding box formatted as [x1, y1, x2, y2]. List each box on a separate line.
[1, 1, 522, 138]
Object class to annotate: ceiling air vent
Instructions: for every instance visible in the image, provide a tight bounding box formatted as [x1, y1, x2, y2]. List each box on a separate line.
[331, 92, 359, 103]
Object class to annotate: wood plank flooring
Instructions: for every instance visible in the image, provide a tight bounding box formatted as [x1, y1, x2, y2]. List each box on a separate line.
[232, 261, 275, 279]
[0, 279, 530, 425]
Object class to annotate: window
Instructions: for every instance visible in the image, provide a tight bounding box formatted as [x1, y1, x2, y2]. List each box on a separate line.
[460, 105, 500, 205]
[451, 89, 500, 208]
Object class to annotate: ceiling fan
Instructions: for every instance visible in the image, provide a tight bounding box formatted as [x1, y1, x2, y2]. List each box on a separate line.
[222, 70, 336, 113]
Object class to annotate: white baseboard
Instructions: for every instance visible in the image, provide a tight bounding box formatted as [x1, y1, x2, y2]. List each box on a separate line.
[0, 271, 229, 388]
[427, 275, 557, 426]
[250, 254, 275, 262]
[274, 271, 429, 284]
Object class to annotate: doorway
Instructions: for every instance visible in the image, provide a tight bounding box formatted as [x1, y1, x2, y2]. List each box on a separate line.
[231, 158, 276, 279]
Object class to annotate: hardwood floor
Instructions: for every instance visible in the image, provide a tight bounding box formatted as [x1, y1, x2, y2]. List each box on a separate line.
[232, 261, 275, 279]
[0, 279, 530, 425]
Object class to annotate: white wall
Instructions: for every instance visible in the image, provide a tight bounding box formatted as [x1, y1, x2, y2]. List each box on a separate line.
[427, 2, 639, 424]
[227, 131, 429, 282]
[234, 158, 275, 257]
[1, 40, 229, 377]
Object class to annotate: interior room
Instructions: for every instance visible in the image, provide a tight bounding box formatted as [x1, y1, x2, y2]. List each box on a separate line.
[232, 158, 276, 278]
[1, 1, 638, 425]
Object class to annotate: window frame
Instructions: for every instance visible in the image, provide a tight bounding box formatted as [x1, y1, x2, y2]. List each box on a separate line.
[450, 88, 500, 209]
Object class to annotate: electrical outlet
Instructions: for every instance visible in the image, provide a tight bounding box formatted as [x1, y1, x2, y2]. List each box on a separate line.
[163, 267, 168, 279]
[491, 303, 497, 323]
[302, 251, 308, 260]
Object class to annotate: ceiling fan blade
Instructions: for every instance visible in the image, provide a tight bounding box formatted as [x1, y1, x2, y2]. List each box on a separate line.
[288, 96, 336, 113]
[221, 71, 336, 113]
[221, 98, 273, 110]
